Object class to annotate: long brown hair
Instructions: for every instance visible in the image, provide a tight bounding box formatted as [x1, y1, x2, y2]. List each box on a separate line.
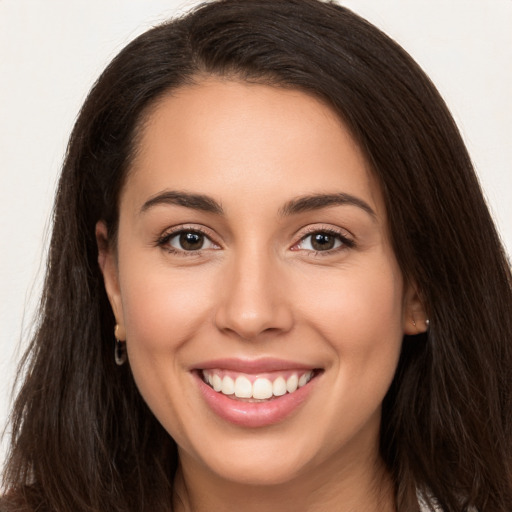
[2, 1, 511, 510]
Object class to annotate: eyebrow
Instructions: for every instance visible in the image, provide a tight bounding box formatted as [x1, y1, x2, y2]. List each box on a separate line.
[279, 193, 376, 219]
[140, 190, 224, 215]
[139, 190, 376, 219]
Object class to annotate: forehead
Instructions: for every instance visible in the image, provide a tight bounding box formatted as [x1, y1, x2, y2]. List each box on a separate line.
[125, 79, 384, 218]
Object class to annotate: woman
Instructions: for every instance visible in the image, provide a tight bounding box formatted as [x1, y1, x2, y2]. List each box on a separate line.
[2, 0, 511, 510]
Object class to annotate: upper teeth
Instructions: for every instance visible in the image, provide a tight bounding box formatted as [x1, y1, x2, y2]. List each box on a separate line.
[203, 370, 314, 400]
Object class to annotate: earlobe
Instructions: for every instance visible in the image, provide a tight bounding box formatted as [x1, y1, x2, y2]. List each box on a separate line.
[95, 221, 125, 338]
[403, 284, 429, 335]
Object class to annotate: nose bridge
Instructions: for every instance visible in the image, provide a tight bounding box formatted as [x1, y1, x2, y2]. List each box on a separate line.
[215, 241, 292, 340]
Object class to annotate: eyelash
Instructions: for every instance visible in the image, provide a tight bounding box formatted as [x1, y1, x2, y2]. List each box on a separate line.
[156, 226, 218, 257]
[292, 226, 355, 255]
[155, 225, 355, 257]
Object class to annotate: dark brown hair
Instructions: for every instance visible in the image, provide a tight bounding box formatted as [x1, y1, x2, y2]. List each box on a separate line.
[2, 1, 511, 510]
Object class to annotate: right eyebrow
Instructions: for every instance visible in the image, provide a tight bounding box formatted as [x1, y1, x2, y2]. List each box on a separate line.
[139, 190, 224, 215]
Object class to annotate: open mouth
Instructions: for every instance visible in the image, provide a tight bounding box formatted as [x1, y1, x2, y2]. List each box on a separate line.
[193, 362, 324, 427]
[200, 368, 322, 402]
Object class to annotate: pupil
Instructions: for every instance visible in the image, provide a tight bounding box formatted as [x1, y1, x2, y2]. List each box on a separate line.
[312, 233, 335, 251]
[180, 232, 203, 250]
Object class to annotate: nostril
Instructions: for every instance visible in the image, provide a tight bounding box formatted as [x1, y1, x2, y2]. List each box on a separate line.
[215, 307, 293, 341]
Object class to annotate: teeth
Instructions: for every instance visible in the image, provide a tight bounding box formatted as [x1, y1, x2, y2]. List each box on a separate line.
[286, 374, 298, 393]
[253, 378, 273, 399]
[203, 370, 314, 400]
[298, 373, 310, 388]
[272, 377, 287, 397]
[221, 375, 235, 395]
[234, 376, 252, 398]
[212, 374, 222, 392]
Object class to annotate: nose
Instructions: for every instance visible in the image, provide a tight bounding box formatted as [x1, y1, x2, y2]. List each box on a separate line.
[214, 248, 293, 340]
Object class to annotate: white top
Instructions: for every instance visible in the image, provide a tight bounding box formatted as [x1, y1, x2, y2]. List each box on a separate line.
[417, 492, 478, 512]
[417, 491, 443, 512]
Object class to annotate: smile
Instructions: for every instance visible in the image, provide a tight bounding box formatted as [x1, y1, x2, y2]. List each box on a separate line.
[194, 360, 322, 427]
[201, 369, 315, 401]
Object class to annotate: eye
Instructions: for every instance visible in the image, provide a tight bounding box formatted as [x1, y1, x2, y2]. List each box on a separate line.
[294, 230, 353, 252]
[162, 229, 219, 252]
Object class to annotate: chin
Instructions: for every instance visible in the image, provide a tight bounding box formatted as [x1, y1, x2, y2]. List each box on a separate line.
[201, 451, 312, 487]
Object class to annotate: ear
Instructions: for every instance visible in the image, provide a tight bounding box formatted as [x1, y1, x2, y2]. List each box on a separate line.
[96, 221, 126, 341]
[402, 283, 429, 335]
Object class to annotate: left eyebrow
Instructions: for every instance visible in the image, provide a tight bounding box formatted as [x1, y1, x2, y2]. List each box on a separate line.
[279, 193, 377, 219]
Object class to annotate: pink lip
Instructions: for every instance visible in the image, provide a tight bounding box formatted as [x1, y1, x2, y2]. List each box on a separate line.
[193, 357, 317, 374]
[193, 358, 321, 428]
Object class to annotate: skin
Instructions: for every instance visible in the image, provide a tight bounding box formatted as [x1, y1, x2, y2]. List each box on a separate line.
[97, 79, 427, 512]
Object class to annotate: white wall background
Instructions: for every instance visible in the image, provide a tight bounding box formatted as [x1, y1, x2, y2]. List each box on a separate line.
[1, 0, 511, 467]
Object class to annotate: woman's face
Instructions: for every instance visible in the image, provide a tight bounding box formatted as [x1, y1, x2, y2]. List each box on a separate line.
[99, 79, 424, 487]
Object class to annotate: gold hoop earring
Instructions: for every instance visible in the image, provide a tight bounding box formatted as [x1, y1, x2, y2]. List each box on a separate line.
[114, 324, 127, 366]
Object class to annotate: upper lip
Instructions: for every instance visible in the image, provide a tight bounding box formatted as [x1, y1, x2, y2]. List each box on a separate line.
[192, 357, 319, 374]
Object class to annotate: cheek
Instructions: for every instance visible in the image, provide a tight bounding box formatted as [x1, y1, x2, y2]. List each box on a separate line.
[295, 259, 404, 441]
[115, 256, 216, 438]
[300, 259, 402, 333]
[295, 256, 404, 379]
[119, 260, 215, 350]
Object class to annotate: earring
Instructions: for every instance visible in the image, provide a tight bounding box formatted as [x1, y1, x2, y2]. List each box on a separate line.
[425, 319, 430, 328]
[114, 324, 127, 366]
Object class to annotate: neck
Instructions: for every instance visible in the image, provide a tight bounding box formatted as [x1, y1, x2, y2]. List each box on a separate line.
[172, 446, 396, 512]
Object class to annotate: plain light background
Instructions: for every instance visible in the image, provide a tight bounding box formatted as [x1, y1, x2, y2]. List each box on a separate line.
[1, 0, 511, 466]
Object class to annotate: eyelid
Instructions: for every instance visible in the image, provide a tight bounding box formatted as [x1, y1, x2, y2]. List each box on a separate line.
[154, 223, 354, 256]
[291, 224, 355, 252]
[155, 224, 221, 254]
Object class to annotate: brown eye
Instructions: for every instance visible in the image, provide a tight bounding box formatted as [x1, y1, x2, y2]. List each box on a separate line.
[310, 233, 336, 251]
[297, 231, 349, 252]
[179, 232, 204, 250]
[167, 230, 217, 252]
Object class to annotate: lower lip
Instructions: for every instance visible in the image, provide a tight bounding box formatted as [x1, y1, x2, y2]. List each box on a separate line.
[195, 372, 318, 428]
